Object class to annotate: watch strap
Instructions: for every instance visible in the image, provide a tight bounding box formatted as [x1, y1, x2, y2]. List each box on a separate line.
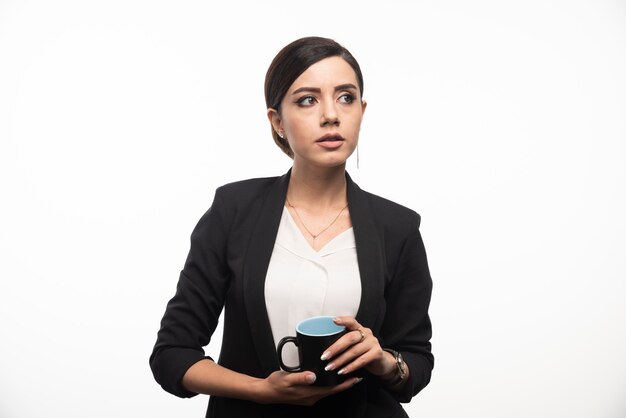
[381, 348, 406, 386]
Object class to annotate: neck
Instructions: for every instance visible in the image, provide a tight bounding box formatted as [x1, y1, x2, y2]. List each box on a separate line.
[288, 162, 347, 209]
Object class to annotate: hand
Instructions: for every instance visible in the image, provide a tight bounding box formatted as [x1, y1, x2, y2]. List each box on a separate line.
[320, 317, 397, 379]
[255, 370, 361, 406]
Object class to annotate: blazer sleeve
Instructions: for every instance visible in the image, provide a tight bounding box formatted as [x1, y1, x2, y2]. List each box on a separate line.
[380, 212, 434, 402]
[149, 188, 232, 398]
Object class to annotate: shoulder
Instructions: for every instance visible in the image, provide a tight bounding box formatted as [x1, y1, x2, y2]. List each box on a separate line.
[217, 175, 280, 194]
[354, 184, 421, 231]
[213, 175, 282, 206]
[192, 175, 283, 235]
[366, 190, 420, 221]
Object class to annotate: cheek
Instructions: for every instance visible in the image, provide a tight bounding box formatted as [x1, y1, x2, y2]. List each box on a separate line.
[285, 113, 313, 136]
[346, 113, 363, 133]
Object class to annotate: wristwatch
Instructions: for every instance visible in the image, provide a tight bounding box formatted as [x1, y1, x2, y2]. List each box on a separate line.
[381, 348, 406, 386]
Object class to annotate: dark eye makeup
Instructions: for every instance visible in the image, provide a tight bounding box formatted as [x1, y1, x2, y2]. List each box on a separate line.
[296, 92, 356, 107]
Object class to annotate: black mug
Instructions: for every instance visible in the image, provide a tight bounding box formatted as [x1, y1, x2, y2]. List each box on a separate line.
[277, 316, 348, 386]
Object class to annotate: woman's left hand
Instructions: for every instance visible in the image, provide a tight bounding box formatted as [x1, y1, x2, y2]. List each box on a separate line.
[320, 316, 396, 378]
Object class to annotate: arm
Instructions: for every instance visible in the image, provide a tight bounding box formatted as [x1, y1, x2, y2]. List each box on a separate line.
[149, 188, 232, 398]
[181, 358, 361, 406]
[379, 212, 434, 402]
[150, 188, 361, 404]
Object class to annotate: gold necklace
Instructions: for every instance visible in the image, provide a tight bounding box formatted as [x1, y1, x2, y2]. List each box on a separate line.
[286, 198, 349, 240]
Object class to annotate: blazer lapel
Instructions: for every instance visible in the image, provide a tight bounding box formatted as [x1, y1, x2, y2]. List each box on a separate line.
[347, 173, 385, 332]
[242, 171, 290, 375]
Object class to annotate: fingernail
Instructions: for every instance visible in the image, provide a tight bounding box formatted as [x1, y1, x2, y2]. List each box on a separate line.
[333, 317, 341, 323]
[305, 374, 316, 383]
[320, 351, 331, 361]
[337, 368, 346, 375]
[324, 363, 335, 371]
[354, 377, 363, 385]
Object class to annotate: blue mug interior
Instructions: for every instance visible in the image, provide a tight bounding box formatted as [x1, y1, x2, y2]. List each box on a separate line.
[296, 316, 345, 336]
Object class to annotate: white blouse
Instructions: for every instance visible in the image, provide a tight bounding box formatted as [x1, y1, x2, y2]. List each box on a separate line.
[264, 208, 362, 368]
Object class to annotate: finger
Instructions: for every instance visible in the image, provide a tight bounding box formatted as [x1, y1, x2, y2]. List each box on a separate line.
[338, 354, 371, 376]
[297, 376, 363, 406]
[328, 376, 363, 394]
[324, 340, 372, 372]
[322, 327, 370, 361]
[354, 328, 366, 344]
[333, 316, 360, 330]
[333, 317, 367, 347]
[328, 331, 381, 374]
[287, 371, 317, 386]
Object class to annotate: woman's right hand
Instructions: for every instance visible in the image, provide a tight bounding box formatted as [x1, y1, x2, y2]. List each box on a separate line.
[254, 370, 361, 406]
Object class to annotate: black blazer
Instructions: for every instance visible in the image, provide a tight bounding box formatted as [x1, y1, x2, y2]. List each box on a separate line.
[150, 171, 433, 418]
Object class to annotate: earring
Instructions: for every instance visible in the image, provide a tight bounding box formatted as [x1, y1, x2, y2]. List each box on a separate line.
[278, 131, 285, 138]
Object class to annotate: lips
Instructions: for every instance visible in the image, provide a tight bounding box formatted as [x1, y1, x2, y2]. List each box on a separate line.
[316, 133, 345, 143]
[315, 133, 345, 150]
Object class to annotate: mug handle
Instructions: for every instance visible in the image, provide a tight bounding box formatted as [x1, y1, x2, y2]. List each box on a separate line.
[276, 336, 302, 372]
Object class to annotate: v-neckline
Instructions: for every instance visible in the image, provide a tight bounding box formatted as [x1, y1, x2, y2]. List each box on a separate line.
[282, 207, 354, 256]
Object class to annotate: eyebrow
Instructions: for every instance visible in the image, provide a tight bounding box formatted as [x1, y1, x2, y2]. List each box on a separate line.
[291, 83, 358, 95]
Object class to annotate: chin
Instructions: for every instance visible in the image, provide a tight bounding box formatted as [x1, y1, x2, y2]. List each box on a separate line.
[316, 156, 351, 168]
[295, 149, 354, 168]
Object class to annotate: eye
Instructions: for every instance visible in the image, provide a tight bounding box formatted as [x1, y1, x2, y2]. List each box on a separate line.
[297, 96, 316, 106]
[338, 93, 355, 104]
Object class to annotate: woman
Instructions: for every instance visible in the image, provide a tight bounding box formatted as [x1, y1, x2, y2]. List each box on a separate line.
[150, 36, 433, 417]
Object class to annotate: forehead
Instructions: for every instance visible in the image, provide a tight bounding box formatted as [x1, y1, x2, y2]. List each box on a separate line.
[288, 56, 359, 92]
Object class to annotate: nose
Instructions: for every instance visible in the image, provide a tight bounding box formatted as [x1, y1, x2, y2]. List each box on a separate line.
[320, 100, 340, 127]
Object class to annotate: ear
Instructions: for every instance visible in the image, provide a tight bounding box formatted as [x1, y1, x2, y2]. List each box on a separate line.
[267, 108, 283, 135]
[361, 99, 367, 115]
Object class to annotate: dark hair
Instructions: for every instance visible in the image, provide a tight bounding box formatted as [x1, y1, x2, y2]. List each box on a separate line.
[264, 36, 364, 158]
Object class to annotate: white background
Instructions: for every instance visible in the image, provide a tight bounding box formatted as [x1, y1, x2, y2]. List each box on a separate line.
[1, 1, 625, 417]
